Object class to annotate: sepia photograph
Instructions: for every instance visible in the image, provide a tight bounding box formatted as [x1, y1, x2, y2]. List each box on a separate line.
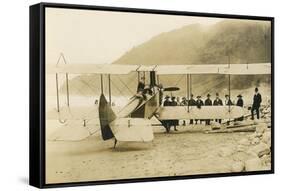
[44, 6, 273, 185]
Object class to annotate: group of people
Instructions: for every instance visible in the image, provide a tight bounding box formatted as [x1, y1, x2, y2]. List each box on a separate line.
[136, 77, 263, 133]
[162, 87, 262, 133]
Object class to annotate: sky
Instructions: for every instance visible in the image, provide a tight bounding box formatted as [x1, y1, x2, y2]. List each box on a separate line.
[46, 7, 223, 65]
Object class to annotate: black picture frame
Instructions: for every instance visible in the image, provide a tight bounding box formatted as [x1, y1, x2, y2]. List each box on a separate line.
[30, 2, 274, 189]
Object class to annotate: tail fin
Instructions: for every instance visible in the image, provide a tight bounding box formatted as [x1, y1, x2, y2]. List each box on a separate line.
[98, 94, 116, 140]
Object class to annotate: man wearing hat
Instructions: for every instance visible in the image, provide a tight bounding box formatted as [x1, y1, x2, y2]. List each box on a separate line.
[162, 95, 171, 132]
[204, 94, 212, 125]
[180, 97, 188, 126]
[213, 93, 223, 123]
[163, 95, 171, 106]
[188, 94, 196, 124]
[195, 95, 204, 124]
[180, 97, 188, 106]
[213, 93, 223, 106]
[236, 94, 244, 121]
[205, 94, 212, 105]
[170, 96, 179, 131]
[225, 94, 233, 106]
[171, 96, 177, 106]
[236, 94, 244, 107]
[225, 95, 233, 125]
[251, 87, 262, 120]
[196, 95, 204, 108]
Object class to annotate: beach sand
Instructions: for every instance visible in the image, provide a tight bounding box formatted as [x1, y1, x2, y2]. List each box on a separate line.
[46, 124, 262, 184]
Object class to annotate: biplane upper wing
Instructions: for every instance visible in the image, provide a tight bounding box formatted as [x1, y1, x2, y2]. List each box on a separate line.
[155, 63, 271, 75]
[46, 64, 140, 74]
[219, 63, 271, 75]
[155, 64, 228, 74]
[47, 63, 271, 75]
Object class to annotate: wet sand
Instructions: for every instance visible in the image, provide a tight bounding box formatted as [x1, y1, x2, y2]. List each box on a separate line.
[46, 125, 254, 184]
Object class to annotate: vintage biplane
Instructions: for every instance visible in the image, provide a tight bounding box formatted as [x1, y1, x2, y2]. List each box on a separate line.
[47, 57, 271, 147]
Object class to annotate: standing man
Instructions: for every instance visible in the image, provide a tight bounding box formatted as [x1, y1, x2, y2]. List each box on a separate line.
[213, 93, 223, 123]
[170, 96, 179, 131]
[163, 95, 171, 133]
[225, 94, 233, 125]
[236, 94, 244, 121]
[251, 87, 262, 120]
[225, 94, 233, 106]
[180, 97, 188, 126]
[164, 95, 171, 106]
[195, 95, 204, 124]
[180, 97, 187, 106]
[176, 97, 181, 106]
[204, 94, 212, 125]
[188, 94, 196, 124]
[236, 94, 244, 107]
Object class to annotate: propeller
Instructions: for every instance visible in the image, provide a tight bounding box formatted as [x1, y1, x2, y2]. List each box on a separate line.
[163, 87, 180, 92]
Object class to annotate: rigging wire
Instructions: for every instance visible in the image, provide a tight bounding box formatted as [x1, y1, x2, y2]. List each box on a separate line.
[174, 74, 185, 86]
[116, 75, 135, 95]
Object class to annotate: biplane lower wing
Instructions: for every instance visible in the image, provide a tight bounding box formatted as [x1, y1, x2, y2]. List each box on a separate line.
[47, 125, 91, 141]
[157, 106, 245, 120]
[110, 118, 154, 142]
[46, 106, 99, 120]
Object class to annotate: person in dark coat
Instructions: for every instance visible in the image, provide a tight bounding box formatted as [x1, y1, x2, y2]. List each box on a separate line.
[195, 95, 204, 124]
[205, 94, 212, 106]
[137, 77, 145, 93]
[163, 95, 171, 106]
[251, 87, 262, 120]
[236, 94, 244, 121]
[163, 95, 171, 133]
[180, 97, 188, 126]
[180, 97, 188, 106]
[188, 94, 196, 124]
[225, 94, 233, 106]
[225, 94, 233, 125]
[170, 96, 179, 131]
[236, 94, 244, 107]
[204, 94, 212, 125]
[188, 94, 196, 106]
[213, 93, 223, 106]
[213, 93, 223, 123]
[188, 94, 196, 122]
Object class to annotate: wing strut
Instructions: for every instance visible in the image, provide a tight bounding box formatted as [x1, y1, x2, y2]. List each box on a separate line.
[186, 74, 189, 112]
[228, 74, 231, 113]
[108, 74, 112, 105]
[65, 73, 70, 107]
[228, 55, 231, 114]
[61, 54, 70, 106]
[55, 73, 60, 112]
[189, 74, 192, 112]
[100, 74, 104, 94]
